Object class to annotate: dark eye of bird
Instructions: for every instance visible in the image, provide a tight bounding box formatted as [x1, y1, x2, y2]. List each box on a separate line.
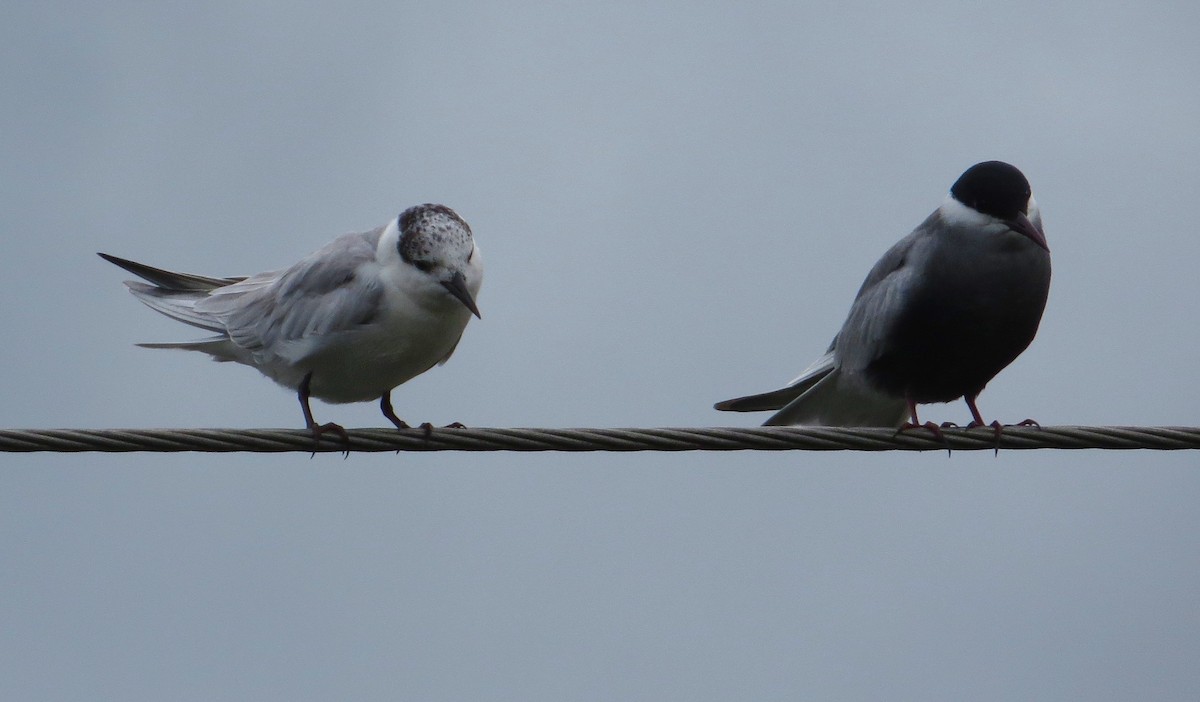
[413, 260, 434, 273]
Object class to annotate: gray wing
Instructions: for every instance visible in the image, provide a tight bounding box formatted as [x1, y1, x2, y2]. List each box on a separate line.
[196, 229, 386, 359]
[833, 220, 936, 373]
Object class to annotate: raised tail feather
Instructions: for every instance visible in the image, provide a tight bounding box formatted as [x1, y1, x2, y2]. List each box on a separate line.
[97, 253, 245, 290]
[136, 338, 244, 362]
[760, 371, 908, 427]
[714, 352, 835, 412]
[714, 377, 823, 412]
[715, 350, 907, 427]
[99, 252, 245, 332]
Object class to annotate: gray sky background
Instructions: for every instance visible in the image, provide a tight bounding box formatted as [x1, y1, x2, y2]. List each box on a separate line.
[3, 2, 1199, 700]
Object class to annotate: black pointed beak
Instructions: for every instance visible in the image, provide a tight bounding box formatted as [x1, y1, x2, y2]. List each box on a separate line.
[442, 271, 481, 318]
[1008, 212, 1049, 252]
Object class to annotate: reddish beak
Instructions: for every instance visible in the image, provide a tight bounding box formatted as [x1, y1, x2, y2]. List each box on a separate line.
[1008, 212, 1049, 252]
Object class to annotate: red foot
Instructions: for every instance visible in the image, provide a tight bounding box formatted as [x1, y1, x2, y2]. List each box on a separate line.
[964, 419, 1003, 455]
[964, 419, 1040, 456]
[899, 399, 951, 455]
[896, 421, 952, 455]
[960, 395, 1044, 455]
[966, 419, 1003, 443]
[897, 421, 945, 440]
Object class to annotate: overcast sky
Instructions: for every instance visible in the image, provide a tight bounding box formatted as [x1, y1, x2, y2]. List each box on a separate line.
[3, 2, 1199, 700]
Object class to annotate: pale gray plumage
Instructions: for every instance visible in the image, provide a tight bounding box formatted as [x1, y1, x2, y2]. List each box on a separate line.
[193, 230, 386, 362]
[102, 203, 483, 434]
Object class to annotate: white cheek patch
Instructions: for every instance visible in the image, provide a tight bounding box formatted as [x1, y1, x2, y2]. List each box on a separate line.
[1026, 195, 1043, 230]
[937, 194, 995, 229]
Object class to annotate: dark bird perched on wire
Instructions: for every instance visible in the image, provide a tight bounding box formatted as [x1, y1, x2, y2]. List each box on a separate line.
[715, 161, 1051, 433]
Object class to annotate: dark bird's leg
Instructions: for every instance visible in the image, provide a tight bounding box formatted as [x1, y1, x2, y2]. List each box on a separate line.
[963, 395, 1003, 440]
[965, 395, 1041, 430]
[964, 395, 988, 428]
[898, 399, 946, 439]
[964, 395, 1004, 456]
[964, 395, 1041, 455]
[896, 398, 950, 455]
[299, 372, 349, 450]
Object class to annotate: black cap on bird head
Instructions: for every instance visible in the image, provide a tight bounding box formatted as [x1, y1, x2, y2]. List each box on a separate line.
[950, 161, 1047, 251]
[950, 161, 1031, 220]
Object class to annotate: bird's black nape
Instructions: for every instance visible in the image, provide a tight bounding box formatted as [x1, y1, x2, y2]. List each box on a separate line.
[950, 161, 1031, 219]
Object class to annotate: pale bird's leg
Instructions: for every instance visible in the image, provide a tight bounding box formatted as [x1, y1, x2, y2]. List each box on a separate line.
[379, 392, 412, 429]
[380, 391, 468, 438]
[299, 372, 349, 452]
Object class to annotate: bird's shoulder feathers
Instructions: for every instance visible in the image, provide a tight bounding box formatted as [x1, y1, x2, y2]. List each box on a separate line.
[196, 229, 388, 357]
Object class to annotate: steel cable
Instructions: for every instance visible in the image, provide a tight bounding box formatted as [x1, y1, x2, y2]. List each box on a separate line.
[1, 426, 1198, 453]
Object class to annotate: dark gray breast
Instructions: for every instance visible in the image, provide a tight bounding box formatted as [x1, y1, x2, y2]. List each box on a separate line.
[863, 218, 1052, 403]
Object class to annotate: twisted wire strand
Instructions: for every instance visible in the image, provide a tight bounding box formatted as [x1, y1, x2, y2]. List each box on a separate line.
[1, 426, 1198, 453]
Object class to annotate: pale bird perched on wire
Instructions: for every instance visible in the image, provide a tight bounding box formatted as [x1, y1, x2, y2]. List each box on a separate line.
[101, 203, 483, 444]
